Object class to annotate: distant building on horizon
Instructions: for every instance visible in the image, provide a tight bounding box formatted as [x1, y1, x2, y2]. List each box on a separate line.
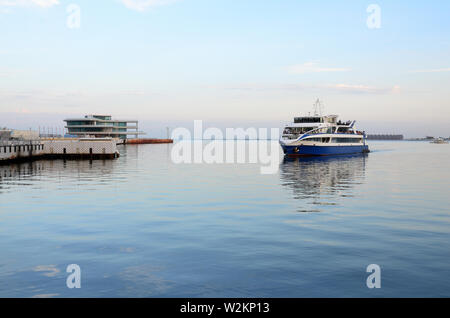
[366, 134, 404, 140]
[64, 115, 145, 140]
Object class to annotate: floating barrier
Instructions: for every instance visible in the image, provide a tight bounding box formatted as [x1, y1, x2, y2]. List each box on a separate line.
[126, 138, 173, 144]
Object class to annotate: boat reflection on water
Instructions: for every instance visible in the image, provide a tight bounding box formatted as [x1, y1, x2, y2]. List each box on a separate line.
[280, 154, 367, 212]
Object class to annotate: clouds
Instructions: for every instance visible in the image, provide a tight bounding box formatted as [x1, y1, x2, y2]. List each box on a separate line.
[223, 83, 400, 95]
[328, 84, 401, 94]
[119, 0, 180, 11]
[280, 61, 402, 94]
[0, 0, 59, 7]
[287, 62, 350, 74]
[0, 0, 179, 11]
[411, 68, 450, 73]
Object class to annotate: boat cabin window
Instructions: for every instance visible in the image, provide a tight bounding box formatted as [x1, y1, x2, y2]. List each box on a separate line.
[294, 117, 322, 123]
[331, 138, 362, 143]
[310, 127, 333, 134]
[336, 127, 349, 133]
[283, 127, 315, 135]
[306, 137, 331, 143]
[300, 127, 315, 134]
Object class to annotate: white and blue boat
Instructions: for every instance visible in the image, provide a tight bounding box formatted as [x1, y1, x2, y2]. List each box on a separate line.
[279, 100, 370, 157]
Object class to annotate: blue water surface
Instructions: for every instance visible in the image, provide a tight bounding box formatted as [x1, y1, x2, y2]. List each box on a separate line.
[0, 141, 449, 297]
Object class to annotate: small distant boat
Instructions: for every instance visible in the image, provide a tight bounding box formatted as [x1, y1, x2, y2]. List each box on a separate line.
[279, 99, 369, 156]
[430, 138, 448, 144]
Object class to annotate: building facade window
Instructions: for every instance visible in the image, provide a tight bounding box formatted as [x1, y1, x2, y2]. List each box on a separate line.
[331, 138, 362, 143]
[64, 115, 144, 140]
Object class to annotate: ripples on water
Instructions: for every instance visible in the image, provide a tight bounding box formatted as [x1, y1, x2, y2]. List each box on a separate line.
[0, 141, 449, 297]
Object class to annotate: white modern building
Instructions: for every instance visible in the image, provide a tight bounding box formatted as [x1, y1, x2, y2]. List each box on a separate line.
[64, 115, 145, 140]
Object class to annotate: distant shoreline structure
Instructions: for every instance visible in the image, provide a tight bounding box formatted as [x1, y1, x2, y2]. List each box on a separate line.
[0, 136, 120, 165]
[366, 134, 404, 140]
[126, 138, 173, 144]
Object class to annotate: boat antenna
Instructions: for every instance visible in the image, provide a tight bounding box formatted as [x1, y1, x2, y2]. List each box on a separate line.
[313, 98, 323, 116]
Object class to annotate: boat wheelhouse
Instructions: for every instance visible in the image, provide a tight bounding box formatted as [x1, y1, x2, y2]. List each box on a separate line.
[279, 100, 369, 156]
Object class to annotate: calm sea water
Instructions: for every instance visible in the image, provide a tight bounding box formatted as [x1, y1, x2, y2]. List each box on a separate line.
[0, 141, 449, 297]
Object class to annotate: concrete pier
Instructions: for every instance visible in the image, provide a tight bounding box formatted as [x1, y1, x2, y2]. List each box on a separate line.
[0, 140, 45, 162]
[0, 138, 119, 164]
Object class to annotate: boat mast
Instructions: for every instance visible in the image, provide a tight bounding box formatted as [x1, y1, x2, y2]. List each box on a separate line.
[313, 98, 323, 116]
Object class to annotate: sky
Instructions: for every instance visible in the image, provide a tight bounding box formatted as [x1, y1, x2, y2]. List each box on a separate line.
[0, 0, 449, 138]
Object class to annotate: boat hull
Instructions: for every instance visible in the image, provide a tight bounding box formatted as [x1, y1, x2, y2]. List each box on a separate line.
[280, 144, 369, 157]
